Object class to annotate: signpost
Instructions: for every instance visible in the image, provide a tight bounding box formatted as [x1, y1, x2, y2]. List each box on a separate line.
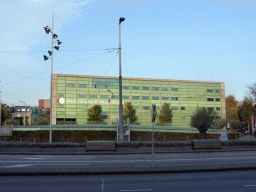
[151, 104, 157, 168]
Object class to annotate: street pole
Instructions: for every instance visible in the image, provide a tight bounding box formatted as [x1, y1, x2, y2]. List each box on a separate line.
[24, 102, 26, 126]
[152, 121, 154, 168]
[119, 17, 125, 143]
[49, 10, 54, 143]
[0, 81, 1, 127]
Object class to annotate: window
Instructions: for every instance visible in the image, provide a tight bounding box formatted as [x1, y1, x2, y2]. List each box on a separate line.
[58, 93, 64, 97]
[18, 109, 20, 111]
[181, 107, 186, 110]
[152, 87, 159, 91]
[171, 97, 178, 101]
[113, 95, 119, 99]
[162, 97, 169, 100]
[132, 96, 139, 100]
[216, 107, 220, 111]
[123, 86, 129, 90]
[207, 107, 214, 112]
[89, 95, 97, 98]
[161, 87, 169, 91]
[78, 105, 86, 108]
[123, 96, 129, 99]
[215, 89, 220, 93]
[17, 114, 20, 117]
[78, 94, 86, 98]
[156, 106, 160, 110]
[142, 106, 150, 110]
[207, 98, 214, 101]
[142, 96, 149, 100]
[171, 87, 178, 91]
[133, 106, 139, 109]
[132, 86, 140, 90]
[78, 84, 87, 88]
[142, 86, 149, 90]
[22, 108, 25, 112]
[27, 109, 29, 111]
[152, 96, 159, 100]
[207, 89, 213, 93]
[172, 107, 179, 110]
[58, 104, 64, 108]
[67, 83, 75, 87]
[216, 98, 220, 102]
[100, 95, 108, 99]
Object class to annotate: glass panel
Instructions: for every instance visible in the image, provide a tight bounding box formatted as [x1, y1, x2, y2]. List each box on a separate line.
[123, 86, 129, 90]
[58, 93, 64, 97]
[215, 89, 220, 93]
[216, 107, 220, 110]
[171, 87, 178, 91]
[172, 107, 179, 110]
[152, 96, 159, 100]
[207, 98, 214, 101]
[100, 95, 108, 99]
[142, 106, 150, 110]
[216, 98, 220, 101]
[207, 89, 213, 93]
[171, 97, 178, 101]
[132, 86, 140, 90]
[181, 107, 185, 110]
[132, 96, 139, 100]
[161, 87, 169, 91]
[133, 106, 139, 109]
[142, 96, 149, 100]
[123, 96, 129, 99]
[78, 94, 86, 98]
[78, 84, 87, 88]
[152, 87, 159, 91]
[89, 95, 97, 98]
[162, 97, 169, 100]
[142, 86, 149, 90]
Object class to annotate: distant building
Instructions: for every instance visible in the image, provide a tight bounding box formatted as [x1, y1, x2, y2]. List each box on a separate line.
[39, 99, 50, 111]
[12, 106, 32, 125]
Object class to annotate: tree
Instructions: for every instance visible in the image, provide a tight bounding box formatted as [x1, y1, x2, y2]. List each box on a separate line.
[123, 102, 137, 124]
[158, 103, 173, 125]
[1, 104, 12, 126]
[238, 97, 255, 124]
[87, 105, 104, 123]
[33, 109, 50, 125]
[2, 119, 20, 126]
[190, 107, 217, 139]
[226, 95, 239, 121]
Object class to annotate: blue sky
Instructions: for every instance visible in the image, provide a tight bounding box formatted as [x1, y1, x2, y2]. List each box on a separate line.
[0, 0, 255, 107]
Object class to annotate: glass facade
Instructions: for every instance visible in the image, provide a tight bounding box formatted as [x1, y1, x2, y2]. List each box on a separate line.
[54, 75, 224, 127]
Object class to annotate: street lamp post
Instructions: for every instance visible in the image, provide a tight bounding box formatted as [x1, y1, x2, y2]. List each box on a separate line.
[19, 101, 26, 126]
[119, 17, 125, 143]
[0, 81, 1, 127]
[43, 10, 62, 143]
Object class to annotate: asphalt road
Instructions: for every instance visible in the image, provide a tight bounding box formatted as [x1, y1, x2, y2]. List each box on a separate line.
[1, 170, 256, 192]
[1, 151, 256, 169]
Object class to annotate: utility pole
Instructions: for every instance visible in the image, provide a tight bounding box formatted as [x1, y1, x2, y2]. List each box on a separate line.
[118, 17, 125, 143]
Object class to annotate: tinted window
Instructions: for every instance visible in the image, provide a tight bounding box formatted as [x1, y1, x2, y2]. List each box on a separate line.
[142, 96, 149, 100]
[152, 96, 159, 100]
[142, 86, 149, 90]
[161, 87, 169, 91]
[171, 88, 178, 91]
[132, 96, 139, 100]
[152, 87, 159, 91]
[207, 98, 214, 101]
[171, 97, 178, 101]
[162, 97, 169, 100]
[132, 86, 140, 90]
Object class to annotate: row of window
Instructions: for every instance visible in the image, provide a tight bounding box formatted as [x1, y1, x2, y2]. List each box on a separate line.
[65, 83, 220, 93]
[59, 93, 221, 102]
[58, 104, 221, 111]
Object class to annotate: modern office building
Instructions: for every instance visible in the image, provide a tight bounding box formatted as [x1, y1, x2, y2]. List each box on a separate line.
[51, 74, 226, 127]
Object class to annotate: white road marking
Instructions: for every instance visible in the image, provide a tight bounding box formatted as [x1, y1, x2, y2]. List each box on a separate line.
[121, 189, 153, 191]
[2, 164, 32, 168]
[23, 158, 45, 160]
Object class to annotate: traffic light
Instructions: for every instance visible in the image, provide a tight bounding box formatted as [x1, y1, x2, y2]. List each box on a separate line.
[52, 34, 58, 39]
[56, 40, 62, 45]
[54, 46, 59, 50]
[48, 51, 52, 56]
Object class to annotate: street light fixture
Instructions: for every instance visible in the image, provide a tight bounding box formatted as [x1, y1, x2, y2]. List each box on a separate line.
[118, 17, 125, 143]
[19, 101, 26, 126]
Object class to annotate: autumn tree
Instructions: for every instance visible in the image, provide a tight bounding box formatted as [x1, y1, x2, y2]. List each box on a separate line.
[123, 102, 138, 124]
[33, 109, 50, 125]
[191, 107, 217, 139]
[158, 103, 173, 125]
[238, 97, 255, 125]
[226, 95, 239, 121]
[87, 105, 104, 124]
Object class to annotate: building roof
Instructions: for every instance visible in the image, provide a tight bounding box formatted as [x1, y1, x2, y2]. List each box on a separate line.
[53, 74, 224, 84]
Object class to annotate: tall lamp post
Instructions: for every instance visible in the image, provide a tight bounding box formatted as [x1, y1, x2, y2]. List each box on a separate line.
[43, 10, 62, 143]
[19, 101, 26, 126]
[0, 81, 1, 127]
[119, 17, 125, 143]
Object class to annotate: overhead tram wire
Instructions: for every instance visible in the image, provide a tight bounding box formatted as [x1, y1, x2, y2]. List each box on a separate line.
[1, 49, 117, 87]
[0, 48, 118, 54]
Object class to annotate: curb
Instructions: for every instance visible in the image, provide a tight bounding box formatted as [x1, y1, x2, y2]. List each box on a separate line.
[1, 148, 256, 155]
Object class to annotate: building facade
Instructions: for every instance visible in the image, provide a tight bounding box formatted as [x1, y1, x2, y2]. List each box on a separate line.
[39, 99, 50, 111]
[51, 74, 226, 127]
[12, 106, 32, 125]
